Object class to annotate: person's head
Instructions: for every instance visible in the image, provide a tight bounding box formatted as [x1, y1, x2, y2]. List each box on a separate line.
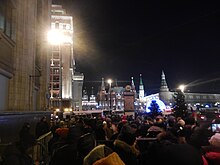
[167, 115, 176, 127]
[147, 126, 163, 138]
[209, 133, 220, 148]
[118, 124, 136, 145]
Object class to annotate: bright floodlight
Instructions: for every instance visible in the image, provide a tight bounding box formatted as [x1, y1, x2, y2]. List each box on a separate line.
[179, 84, 185, 92]
[107, 79, 112, 85]
[47, 30, 72, 45]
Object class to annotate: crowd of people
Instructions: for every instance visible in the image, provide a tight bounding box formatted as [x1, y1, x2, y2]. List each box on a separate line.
[2, 113, 220, 165]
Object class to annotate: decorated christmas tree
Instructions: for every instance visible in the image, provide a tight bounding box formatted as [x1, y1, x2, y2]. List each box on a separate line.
[172, 89, 188, 119]
[148, 100, 162, 119]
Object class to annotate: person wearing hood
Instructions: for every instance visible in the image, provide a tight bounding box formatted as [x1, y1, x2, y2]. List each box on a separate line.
[113, 124, 139, 165]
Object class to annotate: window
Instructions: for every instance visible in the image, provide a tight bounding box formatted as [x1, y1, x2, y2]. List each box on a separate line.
[189, 95, 193, 99]
[0, 0, 5, 30]
[55, 22, 59, 29]
[0, 0, 15, 40]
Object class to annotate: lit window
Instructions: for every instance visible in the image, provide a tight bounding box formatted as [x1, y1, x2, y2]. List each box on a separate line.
[55, 22, 59, 29]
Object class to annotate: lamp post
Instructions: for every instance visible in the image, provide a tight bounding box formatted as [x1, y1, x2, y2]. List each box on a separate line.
[107, 79, 112, 114]
[179, 84, 185, 93]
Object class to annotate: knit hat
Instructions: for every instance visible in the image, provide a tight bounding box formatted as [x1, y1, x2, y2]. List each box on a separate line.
[209, 133, 220, 147]
[93, 152, 125, 165]
[55, 128, 69, 138]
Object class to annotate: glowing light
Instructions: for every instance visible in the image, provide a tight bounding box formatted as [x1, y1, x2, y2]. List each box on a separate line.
[205, 104, 210, 108]
[107, 79, 112, 85]
[47, 29, 72, 45]
[179, 84, 185, 92]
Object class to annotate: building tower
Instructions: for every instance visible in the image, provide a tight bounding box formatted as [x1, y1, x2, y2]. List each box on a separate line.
[72, 72, 84, 111]
[89, 87, 98, 109]
[131, 77, 137, 98]
[82, 88, 88, 110]
[98, 78, 107, 109]
[49, 5, 76, 111]
[159, 70, 172, 105]
[139, 74, 145, 101]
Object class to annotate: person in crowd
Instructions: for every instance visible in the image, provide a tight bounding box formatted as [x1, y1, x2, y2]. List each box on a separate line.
[77, 132, 96, 165]
[2, 123, 37, 165]
[83, 144, 113, 165]
[35, 116, 50, 138]
[92, 152, 125, 165]
[113, 124, 140, 165]
[202, 133, 220, 165]
[94, 120, 106, 141]
[49, 125, 83, 165]
[110, 121, 125, 141]
[103, 118, 114, 140]
[184, 116, 199, 143]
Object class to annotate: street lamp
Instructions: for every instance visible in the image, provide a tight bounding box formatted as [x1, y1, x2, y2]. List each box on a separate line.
[179, 84, 185, 93]
[107, 79, 112, 113]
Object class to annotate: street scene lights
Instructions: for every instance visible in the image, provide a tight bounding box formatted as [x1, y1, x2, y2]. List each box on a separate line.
[179, 84, 185, 93]
[47, 29, 72, 45]
[107, 79, 112, 112]
[47, 29, 73, 111]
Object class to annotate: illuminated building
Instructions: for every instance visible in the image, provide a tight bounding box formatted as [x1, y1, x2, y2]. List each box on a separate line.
[49, 5, 84, 111]
[140, 71, 220, 113]
[82, 87, 98, 110]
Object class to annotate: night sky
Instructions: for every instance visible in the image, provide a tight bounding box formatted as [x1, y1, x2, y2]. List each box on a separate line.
[55, 0, 220, 95]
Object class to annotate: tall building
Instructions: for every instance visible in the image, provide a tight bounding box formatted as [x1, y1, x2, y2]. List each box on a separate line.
[48, 4, 84, 111]
[0, 0, 52, 111]
[72, 72, 84, 110]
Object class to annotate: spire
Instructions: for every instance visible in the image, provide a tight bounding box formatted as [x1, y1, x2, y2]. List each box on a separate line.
[139, 74, 145, 100]
[160, 70, 169, 92]
[139, 74, 143, 85]
[83, 87, 87, 96]
[101, 77, 105, 91]
[131, 77, 135, 90]
[91, 86, 94, 95]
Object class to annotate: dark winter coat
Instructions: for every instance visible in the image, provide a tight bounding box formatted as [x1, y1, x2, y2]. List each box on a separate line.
[113, 139, 139, 165]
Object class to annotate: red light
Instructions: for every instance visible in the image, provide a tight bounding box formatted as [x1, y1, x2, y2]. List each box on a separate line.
[200, 116, 205, 120]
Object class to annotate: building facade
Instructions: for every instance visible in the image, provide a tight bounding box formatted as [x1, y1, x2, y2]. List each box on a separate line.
[0, 0, 52, 111]
[48, 5, 84, 112]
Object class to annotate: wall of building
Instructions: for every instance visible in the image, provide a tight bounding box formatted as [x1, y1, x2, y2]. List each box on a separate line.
[1, 0, 52, 111]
